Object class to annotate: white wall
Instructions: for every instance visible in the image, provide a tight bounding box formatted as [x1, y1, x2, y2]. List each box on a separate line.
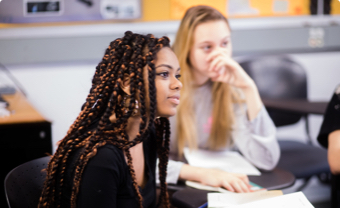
[7, 61, 96, 150]
[5, 51, 340, 152]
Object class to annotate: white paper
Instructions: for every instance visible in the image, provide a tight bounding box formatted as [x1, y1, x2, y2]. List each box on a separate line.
[184, 148, 261, 176]
[207, 190, 282, 207]
[208, 192, 314, 208]
[234, 192, 314, 208]
[186, 181, 263, 193]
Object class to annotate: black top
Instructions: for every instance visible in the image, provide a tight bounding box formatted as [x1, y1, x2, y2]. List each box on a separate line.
[317, 84, 340, 148]
[58, 129, 157, 208]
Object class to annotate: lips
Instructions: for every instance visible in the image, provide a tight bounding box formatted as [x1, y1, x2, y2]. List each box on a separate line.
[168, 95, 180, 105]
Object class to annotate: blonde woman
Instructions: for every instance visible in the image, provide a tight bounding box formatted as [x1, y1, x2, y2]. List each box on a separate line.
[165, 5, 280, 193]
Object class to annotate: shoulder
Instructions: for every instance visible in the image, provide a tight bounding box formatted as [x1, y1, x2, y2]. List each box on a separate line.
[87, 143, 125, 169]
[335, 84, 340, 96]
[96, 143, 123, 157]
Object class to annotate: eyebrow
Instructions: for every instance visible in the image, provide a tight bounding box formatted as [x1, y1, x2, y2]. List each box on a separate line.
[198, 36, 231, 44]
[155, 64, 181, 72]
[155, 64, 172, 69]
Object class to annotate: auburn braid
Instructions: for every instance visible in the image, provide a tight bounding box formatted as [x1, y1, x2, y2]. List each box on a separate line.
[43, 37, 126, 199]
[39, 33, 132, 208]
[155, 117, 171, 208]
[43, 36, 131, 208]
[39, 31, 171, 208]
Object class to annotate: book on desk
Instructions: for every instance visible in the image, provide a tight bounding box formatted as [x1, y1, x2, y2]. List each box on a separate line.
[173, 182, 313, 208]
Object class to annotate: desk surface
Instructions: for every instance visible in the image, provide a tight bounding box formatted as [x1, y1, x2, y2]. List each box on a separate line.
[248, 168, 295, 190]
[0, 93, 47, 125]
[263, 99, 328, 115]
[170, 168, 295, 208]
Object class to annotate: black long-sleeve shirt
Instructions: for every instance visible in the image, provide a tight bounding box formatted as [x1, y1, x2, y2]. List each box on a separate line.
[58, 130, 157, 208]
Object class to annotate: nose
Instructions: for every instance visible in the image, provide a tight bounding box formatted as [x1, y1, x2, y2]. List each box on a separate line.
[170, 76, 182, 91]
[217, 46, 229, 54]
[217, 45, 232, 57]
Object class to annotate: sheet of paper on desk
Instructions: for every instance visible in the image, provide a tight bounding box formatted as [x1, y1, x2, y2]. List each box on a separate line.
[184, 148, 261, 175]
[186, 181, 263, 192]
[208, 192, 313, 208]
[207, 190, 282, 207]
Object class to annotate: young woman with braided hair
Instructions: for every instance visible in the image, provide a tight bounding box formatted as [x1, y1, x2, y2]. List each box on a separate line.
[38, 31, 182, 208]
[163, 5, 280, 193]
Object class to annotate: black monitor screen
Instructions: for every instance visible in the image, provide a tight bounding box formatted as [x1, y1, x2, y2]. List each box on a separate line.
[27, 2, 60, 13]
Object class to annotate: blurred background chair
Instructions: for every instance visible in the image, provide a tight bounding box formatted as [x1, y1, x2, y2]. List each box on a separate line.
[239, 55, 330, 191]
[4, 156, 50, 208]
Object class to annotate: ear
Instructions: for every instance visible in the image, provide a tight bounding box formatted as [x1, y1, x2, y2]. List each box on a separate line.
[118, 74, 131, 95]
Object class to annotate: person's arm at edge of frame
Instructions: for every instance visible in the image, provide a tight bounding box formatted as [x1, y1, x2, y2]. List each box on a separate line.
[328, 130, 340, 175]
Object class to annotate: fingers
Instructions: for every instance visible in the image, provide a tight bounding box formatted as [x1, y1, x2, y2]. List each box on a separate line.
[237, 180, 251, 193]
[206, 49, 223, 63]
[221, 178, 251, 193]
[235, 173, 249, 184]
[208, 55, 224, 72]
[222, 182, 235, 192]
[202, 169, 251, 193]
[207, 55, 238, 84]
[208, 57, 230, 82]
[206, 47, 229, 62]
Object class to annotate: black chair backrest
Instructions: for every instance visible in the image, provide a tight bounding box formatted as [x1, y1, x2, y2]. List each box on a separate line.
[239, 56, 308, 127]
[4, 156, 50, 208]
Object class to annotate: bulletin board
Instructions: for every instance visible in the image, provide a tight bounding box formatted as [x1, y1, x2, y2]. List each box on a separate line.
[143, 0, 340, 21]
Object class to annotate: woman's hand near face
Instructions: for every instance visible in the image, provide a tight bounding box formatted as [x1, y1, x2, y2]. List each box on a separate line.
[206, 48, 255, 89]
[206, 48, 263, 120]
[179, 164, 252, 193]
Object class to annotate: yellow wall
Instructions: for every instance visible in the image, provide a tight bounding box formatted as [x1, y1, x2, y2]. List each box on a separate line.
[142, 0, 312, 21]
[331, 0, 340, 14]
[143, 0, 171, 21]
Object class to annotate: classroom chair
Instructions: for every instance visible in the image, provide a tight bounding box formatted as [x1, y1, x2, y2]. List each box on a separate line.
[4, 156, 50, 208]
[238, 55, 330, 191]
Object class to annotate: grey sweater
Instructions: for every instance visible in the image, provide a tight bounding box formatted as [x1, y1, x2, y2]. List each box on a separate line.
[164, 81, 280, 184]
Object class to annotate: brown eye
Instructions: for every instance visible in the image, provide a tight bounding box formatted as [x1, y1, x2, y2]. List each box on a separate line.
[157, 72, 169, 78]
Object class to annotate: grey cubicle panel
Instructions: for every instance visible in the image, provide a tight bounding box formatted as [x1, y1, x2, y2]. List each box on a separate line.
[0, 16, 339, 65]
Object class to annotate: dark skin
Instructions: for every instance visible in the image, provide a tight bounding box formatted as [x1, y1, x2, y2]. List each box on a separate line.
[118, 47, 182, 188]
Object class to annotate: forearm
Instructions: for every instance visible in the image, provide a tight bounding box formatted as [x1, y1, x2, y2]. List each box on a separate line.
[233, 106, 279, 170]
[178, 164, 205, 182]
[328, 130, 340, 175]
[242, 81, 263, 121]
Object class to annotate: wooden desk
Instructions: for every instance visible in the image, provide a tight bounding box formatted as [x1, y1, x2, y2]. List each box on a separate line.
[1, 92, 47, 124]
[0, 93, 52, 208]
[170, 168, 295, 208]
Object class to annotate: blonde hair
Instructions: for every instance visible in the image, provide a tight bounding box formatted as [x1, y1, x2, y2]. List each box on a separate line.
[172, 5, 243, 157]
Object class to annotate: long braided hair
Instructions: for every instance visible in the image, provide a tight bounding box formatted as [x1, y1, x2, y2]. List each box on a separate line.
[38, 31, 171, 208]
